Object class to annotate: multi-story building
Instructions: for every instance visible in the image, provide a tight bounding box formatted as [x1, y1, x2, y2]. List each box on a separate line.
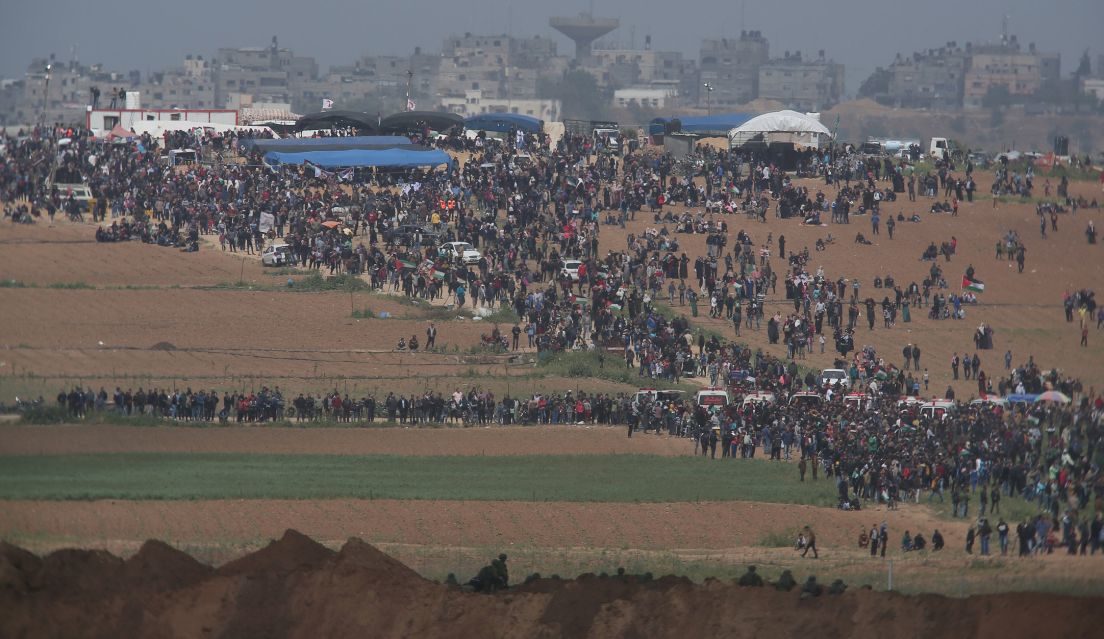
[757, 51, 844, 111]
[213, 37, 318, 108]
[698, 31, 769, 110]
[882, 43, 969, 109]
[962, 36, 1058, 109]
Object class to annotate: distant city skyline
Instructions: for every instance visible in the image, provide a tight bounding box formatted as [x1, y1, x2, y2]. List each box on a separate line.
[4, 0, 1100, 94]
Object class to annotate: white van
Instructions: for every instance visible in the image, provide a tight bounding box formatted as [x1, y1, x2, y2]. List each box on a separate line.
[632, 389, 684, 411]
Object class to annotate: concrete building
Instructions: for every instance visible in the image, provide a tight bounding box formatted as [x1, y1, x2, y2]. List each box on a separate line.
[440, 89, 560, 121]
[698, 31, 769, 110]
[962, 36, 1059, 109]
[757, 51, 844, 111]
[213, 37, 318, 108]
[883, 43, 969, 109]
[613, 87, 677, 109]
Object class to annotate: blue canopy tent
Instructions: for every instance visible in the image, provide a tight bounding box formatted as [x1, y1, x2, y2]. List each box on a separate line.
[263, 148, 452, 168]
[464, 113, 543, 135]
[241, 136, 413, 153]
[649, 113, 757, 138]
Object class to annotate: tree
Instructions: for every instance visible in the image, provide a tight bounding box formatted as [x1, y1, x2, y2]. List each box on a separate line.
[1075, 50, 1091, 78]
[858, 67, 891, 100]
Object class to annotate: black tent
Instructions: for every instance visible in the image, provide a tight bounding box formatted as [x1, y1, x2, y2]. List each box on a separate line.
[378, 111, 464, 134]
[295, 110, 379, 132]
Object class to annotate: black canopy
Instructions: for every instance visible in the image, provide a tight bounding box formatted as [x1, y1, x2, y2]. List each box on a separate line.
[295, 110, 379, 132]
[378, 111, 464, 134]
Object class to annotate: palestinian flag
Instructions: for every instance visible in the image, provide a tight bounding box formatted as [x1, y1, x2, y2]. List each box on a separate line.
[962, 275, 985, 293]
[398, 260, 418, 270]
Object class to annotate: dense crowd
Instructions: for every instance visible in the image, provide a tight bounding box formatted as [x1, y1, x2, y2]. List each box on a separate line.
[4, 121, 1102, 557]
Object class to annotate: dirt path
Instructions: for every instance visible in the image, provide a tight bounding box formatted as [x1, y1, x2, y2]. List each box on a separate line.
[0, 498, 965, 555]
[0, 424, 686, 456]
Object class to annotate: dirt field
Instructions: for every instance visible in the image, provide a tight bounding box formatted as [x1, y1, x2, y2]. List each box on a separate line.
[0, 423, 685, 456]
[599, 173, 1104, 392]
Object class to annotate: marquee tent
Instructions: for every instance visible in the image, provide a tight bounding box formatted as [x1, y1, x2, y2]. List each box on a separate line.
[464, 113, 543, 134]
[727, 110, 832, 147]
[378, 111, 464, 134]
[295, 110, 380, 132]
[263, 148, 452, 169]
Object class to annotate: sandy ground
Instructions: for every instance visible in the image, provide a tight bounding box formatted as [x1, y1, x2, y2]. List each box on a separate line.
[598, 173, 1104, 392]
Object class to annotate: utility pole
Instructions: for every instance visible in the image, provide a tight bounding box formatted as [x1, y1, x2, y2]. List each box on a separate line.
[703, 82, 713, 115]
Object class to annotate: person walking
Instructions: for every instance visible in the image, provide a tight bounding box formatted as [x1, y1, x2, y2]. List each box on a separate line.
[801, 526, 818, 558]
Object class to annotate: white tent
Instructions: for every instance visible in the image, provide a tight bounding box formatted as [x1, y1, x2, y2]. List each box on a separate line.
[727, 110, 832, 148]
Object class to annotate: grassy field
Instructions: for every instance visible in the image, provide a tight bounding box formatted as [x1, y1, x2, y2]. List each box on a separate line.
[0, 453, 840, 503]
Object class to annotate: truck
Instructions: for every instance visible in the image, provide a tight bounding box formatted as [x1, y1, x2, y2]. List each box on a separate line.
[563, 119, 622, 154]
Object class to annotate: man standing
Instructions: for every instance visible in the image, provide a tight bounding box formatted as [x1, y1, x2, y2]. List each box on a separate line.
[879, 523, 888, 558]
[426, 322, 437, 349]
[951, 352, 960, 380]
[903, 344, 913, 370]
[798, 457, 807, 482]
[869, 523, 880, 557]
[911, 344, 920, 369]
[997, 518, 1010, 556]
[801, 526, 818, 558]
[511, 323, 521, 351]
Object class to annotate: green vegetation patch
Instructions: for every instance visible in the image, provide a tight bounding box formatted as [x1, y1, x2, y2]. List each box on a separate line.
[0, 453, 839, 504]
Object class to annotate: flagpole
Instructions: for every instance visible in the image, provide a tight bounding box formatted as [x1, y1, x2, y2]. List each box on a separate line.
[406, 69, 413, 112]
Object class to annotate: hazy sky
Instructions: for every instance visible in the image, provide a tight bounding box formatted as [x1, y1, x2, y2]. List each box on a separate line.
[4, 0, 1101, 94]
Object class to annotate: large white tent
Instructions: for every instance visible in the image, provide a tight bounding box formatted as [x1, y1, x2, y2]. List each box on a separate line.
[727, 110, 832, 148]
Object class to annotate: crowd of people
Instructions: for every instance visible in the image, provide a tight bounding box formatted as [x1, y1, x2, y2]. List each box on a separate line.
[4, 119, 1102, 559]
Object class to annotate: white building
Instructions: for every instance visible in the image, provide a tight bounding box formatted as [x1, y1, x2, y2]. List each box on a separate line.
[86, 104, 238, 133]
[440, 89, 560, 121]
[613, 87, 677, 109]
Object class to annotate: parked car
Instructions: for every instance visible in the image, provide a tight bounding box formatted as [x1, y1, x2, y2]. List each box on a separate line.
[788, 391, 823, 408]
[384, 224, 438, 246]
[438, 241, 481, 265]
[560, 260, 583, 281]
[820, 368, 851, 390]
[261, 243, 293, 266]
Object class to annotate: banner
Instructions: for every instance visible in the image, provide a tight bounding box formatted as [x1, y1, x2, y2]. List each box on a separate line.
[258, 212, 275, 234]
[322, 98, 334, 109]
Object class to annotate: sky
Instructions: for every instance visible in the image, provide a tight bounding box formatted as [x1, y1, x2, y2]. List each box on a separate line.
[3, 0, 1101, 94]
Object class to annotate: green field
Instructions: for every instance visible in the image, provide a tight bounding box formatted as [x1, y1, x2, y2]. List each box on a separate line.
[0, 453, 840, 503]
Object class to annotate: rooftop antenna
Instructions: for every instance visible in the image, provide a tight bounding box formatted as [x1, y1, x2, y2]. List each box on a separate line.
[741, 0, 746, 32]
[1001, 14, 1009, 43]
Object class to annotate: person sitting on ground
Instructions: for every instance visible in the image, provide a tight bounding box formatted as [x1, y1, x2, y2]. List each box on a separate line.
[912, 532, 927, 551]
[901, 530, 913, 552]
[855, 233, 872, 245]
[774, 569, 797, 591]
[409, 335, 419, 352]
[800, 575, 823, 598]
[932, 529, 944, 551]
[738, 565, 764, 587]
[396, 337, 406, 350]
[828, 579, 847, 595]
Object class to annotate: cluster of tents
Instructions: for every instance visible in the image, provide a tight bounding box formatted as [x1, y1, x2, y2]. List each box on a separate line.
[252, 110, 545, 169]
[650, 110, 832, 149]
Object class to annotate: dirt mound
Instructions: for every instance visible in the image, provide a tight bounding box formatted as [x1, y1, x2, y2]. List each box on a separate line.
[1, 532, 1100, 638]
[217, 529, 334, 576]
[150, 341, 177, 351]
[122, 540, 212, 591]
